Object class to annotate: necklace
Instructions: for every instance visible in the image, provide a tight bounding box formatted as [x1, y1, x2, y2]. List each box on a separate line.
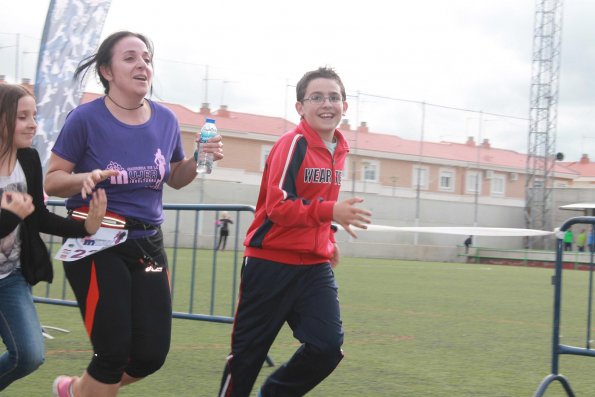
[106, 94, 145, 110]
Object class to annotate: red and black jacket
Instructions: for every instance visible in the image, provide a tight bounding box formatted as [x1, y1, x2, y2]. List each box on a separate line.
[244, 120, 348, 264]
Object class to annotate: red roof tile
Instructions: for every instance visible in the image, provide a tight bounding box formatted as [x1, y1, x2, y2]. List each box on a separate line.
[340, 129, 574, 175]
[560, 161, 595, 177]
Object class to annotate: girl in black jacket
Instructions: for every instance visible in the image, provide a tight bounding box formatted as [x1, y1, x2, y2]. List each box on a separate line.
[0, 84, 106, 390]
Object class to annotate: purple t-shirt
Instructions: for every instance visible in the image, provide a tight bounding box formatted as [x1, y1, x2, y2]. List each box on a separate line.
[52, 97, 185, 225]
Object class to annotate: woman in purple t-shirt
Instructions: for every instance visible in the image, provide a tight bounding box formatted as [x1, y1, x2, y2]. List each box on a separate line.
[44, 31, 223, 397]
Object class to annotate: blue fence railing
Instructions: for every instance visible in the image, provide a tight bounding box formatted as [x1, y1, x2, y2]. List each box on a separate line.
[534, 216, 595, 397]
[35, 201, 255, 324]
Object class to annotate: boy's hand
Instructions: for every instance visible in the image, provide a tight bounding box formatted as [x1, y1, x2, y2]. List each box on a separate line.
[333, 197, 372, 239]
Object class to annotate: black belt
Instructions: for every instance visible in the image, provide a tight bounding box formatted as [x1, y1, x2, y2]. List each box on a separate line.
[124, 217, 160, 231]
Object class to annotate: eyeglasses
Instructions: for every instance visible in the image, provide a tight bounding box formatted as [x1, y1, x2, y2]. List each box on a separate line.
[302, 94, 343, 104]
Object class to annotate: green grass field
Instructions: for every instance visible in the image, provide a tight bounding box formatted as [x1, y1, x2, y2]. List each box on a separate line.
[6, 250, 595, 396]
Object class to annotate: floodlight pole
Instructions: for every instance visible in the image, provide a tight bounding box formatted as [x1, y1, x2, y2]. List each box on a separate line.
[525, 0, 563, 249]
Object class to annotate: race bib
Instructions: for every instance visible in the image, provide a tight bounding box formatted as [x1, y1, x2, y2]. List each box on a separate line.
[54, 227, 128, 262]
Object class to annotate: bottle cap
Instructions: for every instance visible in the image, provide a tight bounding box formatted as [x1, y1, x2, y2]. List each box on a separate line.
[205, 118, 216, 124]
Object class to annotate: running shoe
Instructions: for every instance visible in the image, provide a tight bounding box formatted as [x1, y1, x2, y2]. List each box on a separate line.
[52, 375, 74, 397]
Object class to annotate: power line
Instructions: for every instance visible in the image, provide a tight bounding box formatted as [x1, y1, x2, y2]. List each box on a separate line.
[357, 92, 528, 121]
[286, 84, 528, 121]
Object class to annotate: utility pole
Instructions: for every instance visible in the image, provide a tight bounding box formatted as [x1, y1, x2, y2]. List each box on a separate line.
[414, 102, 426, 245]
[14, 33, 20, 82]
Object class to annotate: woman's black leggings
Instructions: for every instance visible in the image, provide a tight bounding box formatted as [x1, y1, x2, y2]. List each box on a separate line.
[63, 230, 172, 384]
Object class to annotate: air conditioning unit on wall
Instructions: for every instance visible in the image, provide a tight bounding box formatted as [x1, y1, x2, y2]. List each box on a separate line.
[510, 172, 519, 181]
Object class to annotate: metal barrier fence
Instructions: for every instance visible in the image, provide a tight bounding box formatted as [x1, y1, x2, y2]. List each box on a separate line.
[34, 201, 255, 325]
[534, 215, 595, 397]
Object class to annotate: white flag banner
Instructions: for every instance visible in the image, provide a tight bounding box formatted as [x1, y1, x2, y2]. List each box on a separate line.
[33, 0, 112, 166]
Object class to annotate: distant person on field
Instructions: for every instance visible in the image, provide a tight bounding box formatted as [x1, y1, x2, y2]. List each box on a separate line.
[464, 235, 472, 254]
[563, 229, 573, 251]
[588, 227, 594, 253]
[576, 229, 587, 252]
[216, 211, 233, 251]
[218, 66, 372, 397]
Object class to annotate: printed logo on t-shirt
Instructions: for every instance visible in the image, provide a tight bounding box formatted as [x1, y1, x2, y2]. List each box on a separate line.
[303, 168, 343, 186]
[106, 148, 167, 190]
[0, 181, 26, 276]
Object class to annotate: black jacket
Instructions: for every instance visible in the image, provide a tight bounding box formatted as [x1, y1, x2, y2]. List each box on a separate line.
[0, 148, 89, 285]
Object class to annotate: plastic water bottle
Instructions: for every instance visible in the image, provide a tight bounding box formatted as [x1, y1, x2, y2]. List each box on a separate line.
[195, 118, 217, 174]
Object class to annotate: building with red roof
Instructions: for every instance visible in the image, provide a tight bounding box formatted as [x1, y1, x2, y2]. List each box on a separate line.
[4, 77, 592, 255]
[78, 92, 583, 206]
[559, 154, 595, 188]
[1, 78, 583, 203]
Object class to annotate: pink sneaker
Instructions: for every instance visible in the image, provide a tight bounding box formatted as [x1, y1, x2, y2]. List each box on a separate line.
[52, 375, 74, 397]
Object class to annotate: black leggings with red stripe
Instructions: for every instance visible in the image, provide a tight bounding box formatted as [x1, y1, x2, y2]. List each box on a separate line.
[63, 230, 172, 384]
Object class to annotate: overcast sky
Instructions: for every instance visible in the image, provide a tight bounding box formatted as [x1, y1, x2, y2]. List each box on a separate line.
[1, 0, 594, 161]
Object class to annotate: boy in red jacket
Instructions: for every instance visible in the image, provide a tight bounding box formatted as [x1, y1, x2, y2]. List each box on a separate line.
[219, 67, 372, 397]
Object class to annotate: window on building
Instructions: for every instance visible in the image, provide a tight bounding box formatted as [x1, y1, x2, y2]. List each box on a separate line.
[491, 174, 505, 196]
[260, 145, 272, 171]
[439, 169, 455, 192]
[362, 161, 379, 182]
[466, 171, 481, 194]
[532, 178, 545, 188]
[412, 166, 429, 189]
